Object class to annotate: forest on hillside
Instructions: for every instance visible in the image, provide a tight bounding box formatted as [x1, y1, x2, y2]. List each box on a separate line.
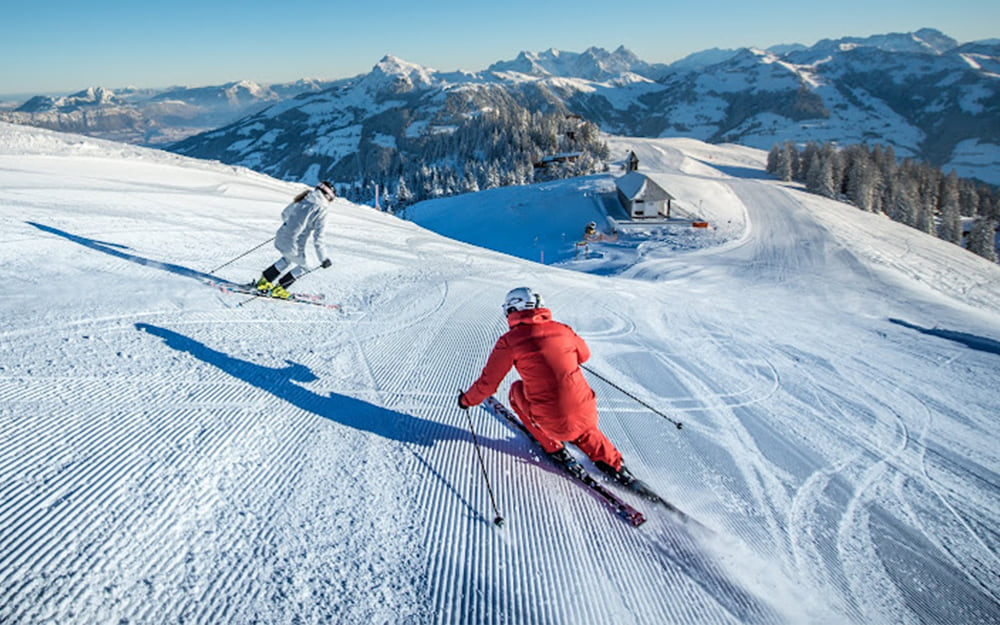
[767, 141, 1000, 262]
[338, 106, 609, 209]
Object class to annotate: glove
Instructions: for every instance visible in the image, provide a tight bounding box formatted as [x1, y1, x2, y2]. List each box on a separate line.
[321, 259, 332, 269]
[458, 391, 470, 410]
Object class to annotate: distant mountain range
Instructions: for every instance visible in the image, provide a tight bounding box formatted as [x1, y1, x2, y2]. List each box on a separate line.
[0, 79, 336, 145]
[4, 28, 998, 184]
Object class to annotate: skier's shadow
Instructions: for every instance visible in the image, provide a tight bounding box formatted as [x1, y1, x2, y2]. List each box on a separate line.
[27, 221, 231, 285]
[136, 322, 504, 451]
[137, 322, 509, 524]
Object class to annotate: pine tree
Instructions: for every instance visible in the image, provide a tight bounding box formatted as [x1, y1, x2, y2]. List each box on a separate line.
[980, 187, 1000, 222]
[805, 143, 841, 199]
[766, 144, 780, 175]
[799, 141, 820, 181]
[806, 150, 838, 199]
[967, 218, 998, 262]
[937, 172, 962, 244]
[959, 180, 980, 217]
[484, 163, 501, 189]
[395, 176, 411, 206]
[461, 169, 479, 193]
[776, 142, 795, 181]
[845, 146, 880, 212]
[805, 154, 824, 195]
[888, 174, 918, 227]
[915, 194, 936, 235]
[784, 141, 801, 181]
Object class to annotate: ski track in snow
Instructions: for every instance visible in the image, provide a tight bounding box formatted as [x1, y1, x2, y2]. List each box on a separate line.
[2, 125, 1000, 624]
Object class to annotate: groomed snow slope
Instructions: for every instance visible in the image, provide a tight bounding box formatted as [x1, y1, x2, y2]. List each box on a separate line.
[2, 123, 999, 624]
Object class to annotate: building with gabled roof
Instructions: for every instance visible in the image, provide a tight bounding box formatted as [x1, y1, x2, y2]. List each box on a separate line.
[615, 171, 675, 219]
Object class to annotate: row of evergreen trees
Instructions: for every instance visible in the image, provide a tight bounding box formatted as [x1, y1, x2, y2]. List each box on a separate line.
[339, 107, 609, 209]
[767, 141, 999, 262]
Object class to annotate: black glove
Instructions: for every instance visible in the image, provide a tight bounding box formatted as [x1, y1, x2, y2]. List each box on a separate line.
[458, 391, 470, 410]
[321, 259, 332, 269]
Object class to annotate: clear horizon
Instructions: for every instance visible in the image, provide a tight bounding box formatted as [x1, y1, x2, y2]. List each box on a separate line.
[1, 0, 998, 99]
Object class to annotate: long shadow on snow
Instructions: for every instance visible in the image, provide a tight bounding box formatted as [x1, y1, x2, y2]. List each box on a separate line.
[889, 318, 1000, 357]
[137, 323, 508, 523]
[27, 221, 233, 285]
[136, 323, 509, 450]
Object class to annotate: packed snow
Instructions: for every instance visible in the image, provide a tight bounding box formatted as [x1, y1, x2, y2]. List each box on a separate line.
[2, 122, 1000, 624]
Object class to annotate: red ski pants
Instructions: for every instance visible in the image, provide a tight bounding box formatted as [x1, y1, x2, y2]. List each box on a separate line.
[509, 381, 623, 470]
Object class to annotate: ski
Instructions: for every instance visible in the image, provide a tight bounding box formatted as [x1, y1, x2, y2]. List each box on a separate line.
[613, 471, 699, 527]
[208, 280, 342, 310]
[482, 396, 647, 527]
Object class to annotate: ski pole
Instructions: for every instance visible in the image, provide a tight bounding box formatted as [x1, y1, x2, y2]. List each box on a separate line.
[581, 365, 684, 430]
[459, 390, 505, 527]
[208, 237, 275, 275]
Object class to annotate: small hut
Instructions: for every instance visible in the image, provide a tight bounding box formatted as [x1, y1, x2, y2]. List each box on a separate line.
[625, 150, 639, 172]
[615, 171, 675, 219]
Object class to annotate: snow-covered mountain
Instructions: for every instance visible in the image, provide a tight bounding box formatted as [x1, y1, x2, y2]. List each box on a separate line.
[0, 79, 334, 145]
[487, 45, 669, 81]
[667, 47, 741, 72]
[802, 27, 959, 56]
[3, 122, 1000, 624]
[170, 54, 569, 185]
[15, 86, 122, 112]
[150, 80, 279, 109]
[579, 29, 1000, 183]
[167, 28, 1000, 187]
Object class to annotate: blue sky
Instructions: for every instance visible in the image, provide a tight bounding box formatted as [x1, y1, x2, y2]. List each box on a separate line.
[1, 0, 997, 98]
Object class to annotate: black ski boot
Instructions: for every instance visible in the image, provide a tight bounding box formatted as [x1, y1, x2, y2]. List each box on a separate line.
[548, 447, 586, 479]
[548, 447, 574, 466]
[596, 461, 638, 487]
[598, 462, 670, 505]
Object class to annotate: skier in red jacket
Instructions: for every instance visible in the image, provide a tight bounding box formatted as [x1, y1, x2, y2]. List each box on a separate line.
[459, 287, 637, 485]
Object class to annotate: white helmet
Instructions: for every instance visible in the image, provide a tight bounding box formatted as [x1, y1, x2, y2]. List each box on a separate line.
[503, 287, 545, 315]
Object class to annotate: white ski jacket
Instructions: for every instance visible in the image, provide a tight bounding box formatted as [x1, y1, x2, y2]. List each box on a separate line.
[274, 188, 331, 267]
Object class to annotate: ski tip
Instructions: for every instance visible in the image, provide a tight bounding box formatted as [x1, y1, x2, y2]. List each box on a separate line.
[630, 512, 647, 527]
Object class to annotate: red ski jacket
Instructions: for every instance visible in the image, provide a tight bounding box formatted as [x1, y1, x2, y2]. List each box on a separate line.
[462, 308, 598, 429]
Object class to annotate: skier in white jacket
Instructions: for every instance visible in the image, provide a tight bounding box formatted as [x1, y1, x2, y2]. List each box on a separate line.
[254, 180, 335, 299]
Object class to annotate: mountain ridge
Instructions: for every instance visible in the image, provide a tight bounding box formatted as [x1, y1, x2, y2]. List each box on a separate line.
[165, 28, 1000, 189]
[0, 79, 337, 145]
[4, 28, 998, 183]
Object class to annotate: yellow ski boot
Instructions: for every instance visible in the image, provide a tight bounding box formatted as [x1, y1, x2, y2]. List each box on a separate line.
[270, 284, 291, 300]
[255, 276, 274, 294]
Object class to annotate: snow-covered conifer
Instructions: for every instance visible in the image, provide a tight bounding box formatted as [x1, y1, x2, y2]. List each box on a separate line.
[937, 172, 962, 244]
[967, 218, 998, 262]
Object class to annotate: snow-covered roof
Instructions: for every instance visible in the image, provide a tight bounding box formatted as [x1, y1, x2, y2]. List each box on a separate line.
[614, 170, 673, 201]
